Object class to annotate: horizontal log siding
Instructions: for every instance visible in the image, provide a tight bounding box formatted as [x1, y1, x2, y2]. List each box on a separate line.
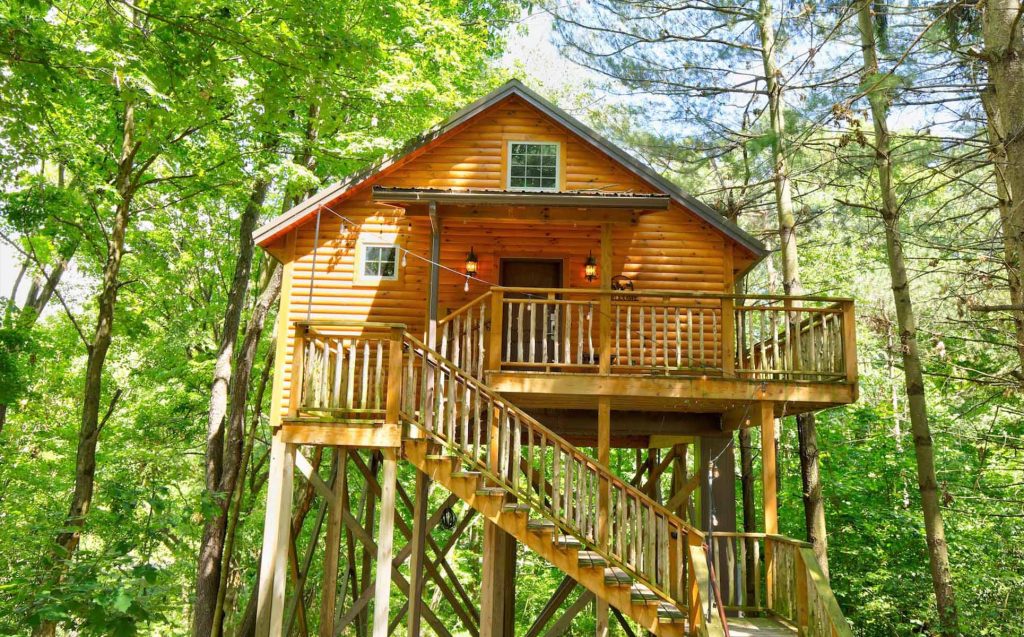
[383, 95, 653, 193]
[274, 96, 739, 420]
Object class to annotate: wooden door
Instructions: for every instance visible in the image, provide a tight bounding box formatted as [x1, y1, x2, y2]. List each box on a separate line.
[500, 259, 562, 365]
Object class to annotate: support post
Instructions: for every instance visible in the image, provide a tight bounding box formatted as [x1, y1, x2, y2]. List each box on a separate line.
[406, 470, 431, 636]
[481, 519, 516, 637]
[599, 223, 613, 374]
[596, 397, 611, 637]
[372, 449, 398, 637]
[427, 201, 441, 346]
[256, 435, 296, 637]
[488, 289, 505, 372]
[319, 448, 345, 637]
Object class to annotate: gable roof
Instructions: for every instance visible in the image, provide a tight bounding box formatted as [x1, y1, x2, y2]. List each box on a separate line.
[254, 79, 767, 260]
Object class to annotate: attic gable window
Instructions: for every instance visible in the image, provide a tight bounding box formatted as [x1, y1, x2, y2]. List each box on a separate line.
[508, 142, 559, 191]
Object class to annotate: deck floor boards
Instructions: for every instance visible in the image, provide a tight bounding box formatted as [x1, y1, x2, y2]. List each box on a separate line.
[726, 617, 798, 636]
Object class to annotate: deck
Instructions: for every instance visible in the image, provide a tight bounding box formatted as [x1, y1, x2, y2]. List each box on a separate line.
[438, 286, 858, 416]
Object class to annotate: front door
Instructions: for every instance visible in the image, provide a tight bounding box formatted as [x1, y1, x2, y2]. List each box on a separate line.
[500, 259, 563, 365]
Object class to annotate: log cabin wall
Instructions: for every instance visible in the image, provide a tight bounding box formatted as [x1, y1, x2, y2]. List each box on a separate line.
[269, 94, 746, 424]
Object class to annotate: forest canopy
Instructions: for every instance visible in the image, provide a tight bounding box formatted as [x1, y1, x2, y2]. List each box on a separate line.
[1, 0, 1023, 635]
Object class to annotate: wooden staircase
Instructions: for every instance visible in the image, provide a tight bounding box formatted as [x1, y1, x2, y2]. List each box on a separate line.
[397, 332, 726, 637]
[406, 440, 691, 635]
[291, 322, 852, 637]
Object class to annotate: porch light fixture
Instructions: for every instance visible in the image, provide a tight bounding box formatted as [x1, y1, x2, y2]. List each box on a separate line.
[465, 247, 479, 275]
[584, 251, 598, 282]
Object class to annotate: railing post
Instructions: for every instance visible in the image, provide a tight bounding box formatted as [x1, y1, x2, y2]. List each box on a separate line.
[488, 289, 504, 372]
[721, 297, 735, 377]
[686, 531, 702, 636]
[795, 544, 809, 632]
[785, 298, 802, 373]
[288, 324, 307, 418]
[386, 326, 404, 428]
[841, 300, 857, 385]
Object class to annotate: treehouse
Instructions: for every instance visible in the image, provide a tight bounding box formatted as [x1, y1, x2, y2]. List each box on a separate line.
[251, 80, 857, 637]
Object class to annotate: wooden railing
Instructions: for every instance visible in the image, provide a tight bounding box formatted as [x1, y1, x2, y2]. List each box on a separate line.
[399, 331, 726, 631]
[465, 287, 856, 383]
[287, 321, 852, 635]
[290, 322, 404, 423]
[704, 533, 853, 637]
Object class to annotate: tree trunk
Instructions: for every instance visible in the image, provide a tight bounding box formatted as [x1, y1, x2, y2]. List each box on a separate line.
[982, 0, 1024, 375]
[756, 0, 828, 570]
[193, 177, 270, 637]
[34, 102, 140, 637]
[797, 415, 828, 576]
[857, 4, 959, 633]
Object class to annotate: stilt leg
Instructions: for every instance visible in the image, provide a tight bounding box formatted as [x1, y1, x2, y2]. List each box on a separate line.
[320, 447, 345, 637]
[407, 470, 431, 636]
[256, 435, 296, 637]
[481, 520, 515, 637]
[372, 448, 398, 637]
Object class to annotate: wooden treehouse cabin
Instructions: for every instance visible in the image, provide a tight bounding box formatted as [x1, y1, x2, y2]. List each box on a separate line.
[251, 80, 858, 637]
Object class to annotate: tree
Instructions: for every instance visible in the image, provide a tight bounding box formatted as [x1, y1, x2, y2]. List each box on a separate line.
[853, 1, 960, 631]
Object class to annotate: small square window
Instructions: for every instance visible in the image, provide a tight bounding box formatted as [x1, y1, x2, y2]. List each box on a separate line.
[508, 142, 559, 191]
[361, 244, 398, 281]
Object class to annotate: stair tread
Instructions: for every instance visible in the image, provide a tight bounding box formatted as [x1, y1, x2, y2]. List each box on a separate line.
[656, 602, 686, 623]
[527, 519, 556, 532]
[630, 585, 663, 607]
[451, 470, 481, 478]
[552, 535, 583, 549]
[501, 503, 531, 513]
[425, 454, 457, 461]
[475, 487, 506, 496]
[577, 550, 607, 567]
[604, 567, 632, 585]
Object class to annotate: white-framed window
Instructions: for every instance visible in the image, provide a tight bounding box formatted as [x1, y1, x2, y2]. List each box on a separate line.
[359, 243, 399, 281]
[507, 141, 559, 191]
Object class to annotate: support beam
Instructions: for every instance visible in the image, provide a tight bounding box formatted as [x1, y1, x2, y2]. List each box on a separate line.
[256, 436, 296, 637]
[319, 448, 345, 637]
[596, 398, 611, 637]
[480, 519, 516, 637]
[541, 590, 595, 637]
[758, 402, 778, 534]
[525, 576, 577, 637]
[407, 472, 431, 636]
[757, 401, 777, 609]
[372, 449, 398, 637]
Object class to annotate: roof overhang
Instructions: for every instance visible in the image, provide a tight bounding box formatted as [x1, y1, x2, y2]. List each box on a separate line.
[372, 187, 671, 211]
[254, 79, 768, 263]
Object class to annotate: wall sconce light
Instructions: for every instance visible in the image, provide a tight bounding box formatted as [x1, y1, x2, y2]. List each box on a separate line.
[465, 247, 478, 275]
[584, 251, 598, 282]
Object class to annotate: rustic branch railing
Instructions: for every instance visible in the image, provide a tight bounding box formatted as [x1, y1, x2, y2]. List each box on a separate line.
[399, 331, 726, 631]
[291, 322, 404, 423]
[287, 321, 853, 635]
[703, 532, 853, 637]
[483, 287, 855, 383]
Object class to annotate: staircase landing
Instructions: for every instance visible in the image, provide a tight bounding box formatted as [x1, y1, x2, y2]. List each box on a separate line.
[728, 617, 798, 636]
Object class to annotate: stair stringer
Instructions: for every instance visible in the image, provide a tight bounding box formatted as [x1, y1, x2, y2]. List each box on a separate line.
[405, 439, 687, 637]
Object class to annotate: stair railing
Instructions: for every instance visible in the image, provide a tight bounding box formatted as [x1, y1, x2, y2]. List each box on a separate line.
[399, 331, 725, 622]
[437, 291, 491, 379]
[702, 532, 853, 637]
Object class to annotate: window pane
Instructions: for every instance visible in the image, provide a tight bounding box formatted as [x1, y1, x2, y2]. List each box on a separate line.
[365, 260, 380, 276]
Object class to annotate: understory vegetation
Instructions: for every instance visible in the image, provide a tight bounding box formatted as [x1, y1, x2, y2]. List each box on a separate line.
[2, 0, 1023, 635]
